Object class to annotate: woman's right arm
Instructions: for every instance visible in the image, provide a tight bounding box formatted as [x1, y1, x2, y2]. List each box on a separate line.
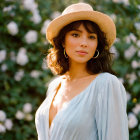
[95, 74, 129, 140]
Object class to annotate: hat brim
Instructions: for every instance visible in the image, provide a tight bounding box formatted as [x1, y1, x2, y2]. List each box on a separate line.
[46, 11, 116, 48]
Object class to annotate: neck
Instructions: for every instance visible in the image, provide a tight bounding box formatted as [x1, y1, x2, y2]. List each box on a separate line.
[64, 61, 91, 81]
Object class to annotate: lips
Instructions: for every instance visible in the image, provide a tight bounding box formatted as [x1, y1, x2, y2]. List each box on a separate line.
[76, 50, 88, 55]
[76, 50, 88, 54]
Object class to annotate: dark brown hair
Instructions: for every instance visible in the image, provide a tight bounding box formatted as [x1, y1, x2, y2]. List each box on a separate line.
[47, 20, 115, 75]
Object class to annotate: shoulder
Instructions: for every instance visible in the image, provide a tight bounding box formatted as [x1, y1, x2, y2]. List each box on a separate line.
[99, 72, 118, 80]
[98, 72, 120, 84]
[96, 72, 127, 103]
[46, 75, 63, 96]
[48, 75, 62, 87]
[96, 72, 124, 90]
[98, 72, 126, 95]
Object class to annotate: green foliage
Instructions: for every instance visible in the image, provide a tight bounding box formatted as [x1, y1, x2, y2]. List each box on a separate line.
[0, 0, 140, 139]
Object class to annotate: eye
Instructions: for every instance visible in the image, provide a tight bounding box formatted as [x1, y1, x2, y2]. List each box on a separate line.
[89, 35, 96, 39]
[71, 33, 79, 37]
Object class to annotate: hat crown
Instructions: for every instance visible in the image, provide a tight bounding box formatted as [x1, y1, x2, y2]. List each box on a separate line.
[62, 3, 93, 15]
[46, 2, 116, 48]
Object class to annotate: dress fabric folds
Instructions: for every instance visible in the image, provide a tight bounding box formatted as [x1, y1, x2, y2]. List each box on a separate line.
[35, 72, 129, 140]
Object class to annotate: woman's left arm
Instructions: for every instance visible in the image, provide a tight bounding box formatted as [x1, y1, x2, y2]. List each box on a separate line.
[95, 75, 129, 140]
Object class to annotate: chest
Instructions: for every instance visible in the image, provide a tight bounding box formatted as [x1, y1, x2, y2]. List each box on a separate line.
[49, 78, 95, 128]
[50, 78, 93, 112]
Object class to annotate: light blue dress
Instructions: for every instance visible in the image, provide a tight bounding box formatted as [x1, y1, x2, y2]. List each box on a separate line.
[35, 72, 129, 140]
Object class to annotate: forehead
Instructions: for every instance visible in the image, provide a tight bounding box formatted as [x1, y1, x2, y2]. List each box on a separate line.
[70, 24, 96, 34]
[67, 20, 97, 33]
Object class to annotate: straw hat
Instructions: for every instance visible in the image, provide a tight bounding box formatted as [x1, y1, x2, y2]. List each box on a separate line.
[46, 2, 116, 48]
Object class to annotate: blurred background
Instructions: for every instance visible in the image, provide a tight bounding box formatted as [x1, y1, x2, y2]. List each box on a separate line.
[0, 0, 140, 139]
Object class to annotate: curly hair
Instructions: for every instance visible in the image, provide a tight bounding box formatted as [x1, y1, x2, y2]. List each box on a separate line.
[47, 20, 115, 75]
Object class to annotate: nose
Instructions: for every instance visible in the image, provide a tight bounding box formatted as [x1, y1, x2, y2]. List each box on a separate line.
[80, 37, 88, 47]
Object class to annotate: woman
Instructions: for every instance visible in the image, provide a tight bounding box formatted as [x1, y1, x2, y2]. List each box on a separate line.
[35, 3, 129, 140]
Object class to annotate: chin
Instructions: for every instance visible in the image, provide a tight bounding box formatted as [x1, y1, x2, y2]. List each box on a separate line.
[70, 57, 91, 64]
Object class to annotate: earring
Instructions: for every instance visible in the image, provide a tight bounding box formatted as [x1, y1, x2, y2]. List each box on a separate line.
[64, 48, 68, 58]
[93, 50, 99, 59]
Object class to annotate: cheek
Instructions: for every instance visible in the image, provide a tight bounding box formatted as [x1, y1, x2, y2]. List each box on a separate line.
[90, 42, 98, 51]
[65, 38, 78, 50]
[88, 42, 98, 56]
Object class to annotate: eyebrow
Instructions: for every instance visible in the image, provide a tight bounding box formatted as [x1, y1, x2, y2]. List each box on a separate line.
[71, 29, 82, 32]
[71, 29, 96, 34]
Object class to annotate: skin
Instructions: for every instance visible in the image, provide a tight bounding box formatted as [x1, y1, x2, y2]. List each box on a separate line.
[49, 23, 99, 128]
[63, 23, 98, 80]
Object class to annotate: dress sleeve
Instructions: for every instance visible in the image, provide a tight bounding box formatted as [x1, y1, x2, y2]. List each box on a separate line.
[95, 75, 129, 140]
[35, 115, 44, 140]
[35, 76, 61, 140]
[46, 76, 60, 97]
[35, 77, 58, 140]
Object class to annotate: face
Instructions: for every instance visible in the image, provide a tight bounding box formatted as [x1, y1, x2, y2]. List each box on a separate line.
[63, 23, 98, 64]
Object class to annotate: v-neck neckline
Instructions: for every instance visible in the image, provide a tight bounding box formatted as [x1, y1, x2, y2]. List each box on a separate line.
[48, 73, 102, 131]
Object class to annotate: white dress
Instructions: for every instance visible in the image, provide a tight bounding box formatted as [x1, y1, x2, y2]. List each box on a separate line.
[35, 72, 129, 140]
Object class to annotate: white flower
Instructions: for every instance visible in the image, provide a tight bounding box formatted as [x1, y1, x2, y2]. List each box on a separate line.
[128, 112, 138, 128]
[134, 22, 140, 30]
[138, 71, 140, 77]
[14, 69, 24, 81]
[132, 104, 140, 115]
[10, 51, 16, 61]
[24, 30, 38, 44]
[118, 78, 124, 83]
[0, 50, 6, 63]
[138, 5, 140, 10]
[131, 60, 140, 69]
[23, 103, 32, 113]
[125, 36, 131, 44]
[5, 0, 14, 1]
[0, 124, 6, 133]
[110, 45, 119, 59]
[136, 40, 140, 48]
[0, 110, 6, 122]
[123, 0, 129, 5]
[112, 0, 129, 5]
[31, 9, 42, 24]
[22, 0, 37, 12]
[42, 59, 48, 70]
[126, 92, 131, 102]
[126, 73, 137, 85]
[4, 119, 13, 130]
[16, 48, 28, 66]
[51, 11, 61, 19]
[30, 70, 41, 78]
[1, 64, 8, 72]
[23, 0, 41, 24]
[110, 14, 117, 22]
[115, 37, 120, 43]
[3, 6, 13, 12]
[7, 21, 18, 35]
[43, 40, 49, 45]
[24, 114, 33, 121]
[125, 33, 137, 43]
[41, 19, 51, 35]
[138, 50, 140, 57]
[124, 45, 136, 59]
[95, 5, 102, 11]
[15, 110, 24, 120]
[129, 33, 137, 42]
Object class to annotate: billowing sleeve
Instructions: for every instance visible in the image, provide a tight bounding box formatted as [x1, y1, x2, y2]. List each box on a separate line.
[95, 75, 129, 140]
[35, 76, 61, 140]
[35, 114, 45, 140]
[46, 76, 60, 97]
